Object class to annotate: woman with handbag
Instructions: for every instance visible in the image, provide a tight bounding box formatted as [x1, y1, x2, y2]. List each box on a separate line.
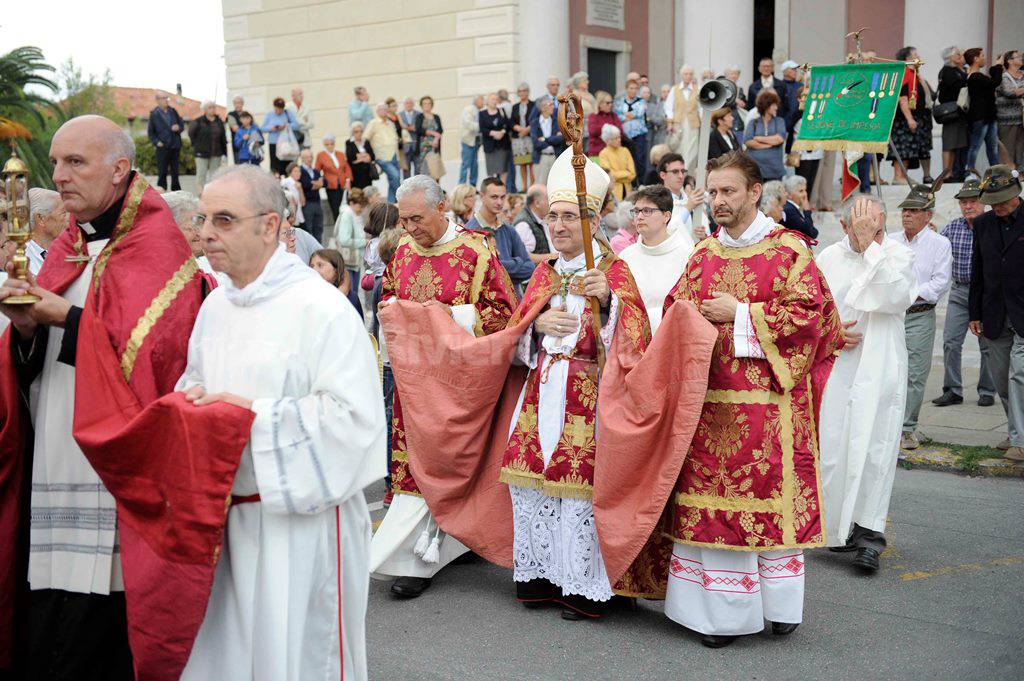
[479, 93, 512, 184]
[964, 47, 1001, 173]
[346, 121, 378, 190]
[260, 97, 300, 176]
[414, 96, 445, 180]
[937, 47, 970, 181]
[510, 83, 535, 191]
[888, 46, 934, 184]
[997, 50, 1024, 165]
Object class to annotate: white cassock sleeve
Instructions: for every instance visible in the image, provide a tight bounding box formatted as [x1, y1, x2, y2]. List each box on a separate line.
[844, 241, 918, 315]
[175, 314, 207, 392]
[732, 302, 767, 359]
[249, 311, 387, 515]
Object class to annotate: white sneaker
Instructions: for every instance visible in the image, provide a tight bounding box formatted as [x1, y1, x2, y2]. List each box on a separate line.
[901, 432, 920, 450]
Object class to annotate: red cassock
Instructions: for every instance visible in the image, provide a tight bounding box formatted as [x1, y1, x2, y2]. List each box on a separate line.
[0, 175, 253, 680]
[663, 229, 845, 551]
[380, 228, 518, 498]
[379, 250, 717, 598]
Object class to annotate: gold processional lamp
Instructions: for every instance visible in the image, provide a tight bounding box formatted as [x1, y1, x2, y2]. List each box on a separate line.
[693, 77, 738, 234]
[2, 145, 40, 304]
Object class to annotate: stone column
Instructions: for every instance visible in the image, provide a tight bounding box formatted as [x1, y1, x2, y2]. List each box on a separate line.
[677, 0, 754, 83]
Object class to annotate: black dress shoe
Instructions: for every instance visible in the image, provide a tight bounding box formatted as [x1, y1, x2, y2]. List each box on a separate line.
[852, 547, 881, 572]
[828, 542, 857, 553]
[772, 621, 800, 636]
[557, 594, 606, 620]
[390, 576, 432, 598]
[516, 579, 555, 609]
[978, 394, 995, 407]
[701, 634, 738, 648]
[932, 391, 963, 407]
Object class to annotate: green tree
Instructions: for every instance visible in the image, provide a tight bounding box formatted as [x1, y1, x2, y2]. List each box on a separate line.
[57, 57, 124, 124]
[0, 46, 62, 188]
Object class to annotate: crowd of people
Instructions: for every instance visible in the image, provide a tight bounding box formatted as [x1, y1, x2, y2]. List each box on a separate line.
[0, 37, 1021, 681]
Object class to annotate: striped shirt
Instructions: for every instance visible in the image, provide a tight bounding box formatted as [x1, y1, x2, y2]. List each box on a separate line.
[941, 217, 974, 285]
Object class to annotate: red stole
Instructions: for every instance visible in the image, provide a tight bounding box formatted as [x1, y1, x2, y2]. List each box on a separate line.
[0, 175, 253, 680]
[379, 256, 717, 597]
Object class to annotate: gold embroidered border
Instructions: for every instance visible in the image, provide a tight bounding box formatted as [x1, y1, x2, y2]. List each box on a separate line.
[779, 390, 797, 545]
[120, 257, 198, 382]
[405, 229, 479, 257]
[613, 586, 666, 599]
[704, 389, 781, 405]
[93, 175, 150, 286]
[393, 489, 423, 499]
[791, 139, 888, 154]
[806, 374, 828, 542]
[662, 532, 826, 553]
[674, 492, 782, 514]
[469, 246, 490, 337]
[499, 467, 544, 490]
[750, 302, 794, 392]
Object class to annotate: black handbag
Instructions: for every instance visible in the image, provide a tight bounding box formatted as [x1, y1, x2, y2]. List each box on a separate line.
[368, 163, 380, 181]
[932, 100, 963, 124]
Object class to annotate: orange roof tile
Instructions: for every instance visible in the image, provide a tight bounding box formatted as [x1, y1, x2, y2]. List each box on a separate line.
[101, 86, 227, 120]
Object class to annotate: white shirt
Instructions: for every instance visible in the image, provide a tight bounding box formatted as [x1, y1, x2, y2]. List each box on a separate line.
[720, 211, 778, 359]
[25, 239, 46, 275]
[539, 115, 554, 141]
[761, 76, 775, 90]
[889, 228, 952, 304]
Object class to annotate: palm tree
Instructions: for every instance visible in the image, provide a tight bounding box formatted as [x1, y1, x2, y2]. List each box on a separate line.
[0, 46, 62, 188]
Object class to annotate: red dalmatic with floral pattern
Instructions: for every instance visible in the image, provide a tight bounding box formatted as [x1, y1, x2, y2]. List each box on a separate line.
[499, 255, 650, 500]
[382, 229, 517, 496]
[664, 229, 844, 551]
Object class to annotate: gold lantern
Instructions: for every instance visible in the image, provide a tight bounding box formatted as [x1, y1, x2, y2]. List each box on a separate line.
[2, 146, 39, 304]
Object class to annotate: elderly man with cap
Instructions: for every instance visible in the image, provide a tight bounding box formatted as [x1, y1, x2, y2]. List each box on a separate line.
[891, 183, 953, 450]
[25, 187, 67, 275]
[933, 179, 998, 408]
[969, 165, 1024, 460]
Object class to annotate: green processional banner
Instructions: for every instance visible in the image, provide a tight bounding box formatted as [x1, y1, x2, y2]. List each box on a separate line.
[791, 62, 908, 154]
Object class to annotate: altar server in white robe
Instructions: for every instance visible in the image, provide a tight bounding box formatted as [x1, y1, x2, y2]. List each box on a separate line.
[818, 194, 917, 574]
[177, 165, 386, 681]
[619, 184, 695, 333]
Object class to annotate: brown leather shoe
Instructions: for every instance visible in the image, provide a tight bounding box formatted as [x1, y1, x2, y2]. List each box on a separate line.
[997, 438, 1012, 451]
[1004, 446, 1024, 462]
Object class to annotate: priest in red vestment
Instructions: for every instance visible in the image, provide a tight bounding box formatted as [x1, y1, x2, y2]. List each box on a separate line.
[662, 150, 844, 647]
[377, 148, 717, 620]
[0, 116, 252, 681]
[369, 174, 519, 599]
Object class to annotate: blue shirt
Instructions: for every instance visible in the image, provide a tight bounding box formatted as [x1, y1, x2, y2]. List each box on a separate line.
[941, 216, 974, 285]
[464, 215, 535, 290]
[259, 110, 299, 144]
[743, 115, 788, 180]
[613, 97, 648, 139]
[348, 100, 374, 127]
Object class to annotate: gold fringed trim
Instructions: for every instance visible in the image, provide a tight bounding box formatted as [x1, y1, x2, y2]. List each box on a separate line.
[93, 175, 150, 286]
[661, 532, 826, 553]
[674, 492, 781, 515]
[704, 389, 781, 406]
[393, 489, 423, 499]
[749, 302, 795, 393]
[790, 139, 889, 154]
[613, 587, 666, 600]
[499, 468, 544, 490]
[120, 257, 198, 382]
[541, 480, 594, 501]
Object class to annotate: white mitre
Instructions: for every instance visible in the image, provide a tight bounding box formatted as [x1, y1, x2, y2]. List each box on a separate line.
[546, 147, 611, 214]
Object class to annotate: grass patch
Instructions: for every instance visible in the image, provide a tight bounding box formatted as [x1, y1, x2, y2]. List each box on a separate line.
[926, 441, 1004, 475]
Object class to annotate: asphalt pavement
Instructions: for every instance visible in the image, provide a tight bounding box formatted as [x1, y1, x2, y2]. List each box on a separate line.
[365, 469, 1024, 681]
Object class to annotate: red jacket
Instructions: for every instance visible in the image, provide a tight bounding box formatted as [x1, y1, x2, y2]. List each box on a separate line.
[587, 110, 625, 157]
[315, 149, 353, 190]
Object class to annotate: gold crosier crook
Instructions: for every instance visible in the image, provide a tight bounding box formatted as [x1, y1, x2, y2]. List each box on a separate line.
[557, 91, 606, 374]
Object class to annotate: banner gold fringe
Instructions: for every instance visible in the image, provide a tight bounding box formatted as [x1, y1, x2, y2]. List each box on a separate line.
[791, 139, 889, 154]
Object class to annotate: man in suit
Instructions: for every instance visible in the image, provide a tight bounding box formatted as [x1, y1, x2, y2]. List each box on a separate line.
[969, 165, 1024, 460]
[747, 58, 790, 124]
[298, 148, 325, 243]
[147, 91, 183, 191]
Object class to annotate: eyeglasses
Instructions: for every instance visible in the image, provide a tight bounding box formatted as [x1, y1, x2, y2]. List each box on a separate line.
[662, 168, 686, 176]
[629, 207, 665, 218]
[191, 212, 269, 229]
[280, 228, 296, 238]
[545, 212, 582, 226]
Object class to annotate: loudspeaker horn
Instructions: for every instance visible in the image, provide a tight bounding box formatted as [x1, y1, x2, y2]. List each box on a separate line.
[698, 77, 737, 112]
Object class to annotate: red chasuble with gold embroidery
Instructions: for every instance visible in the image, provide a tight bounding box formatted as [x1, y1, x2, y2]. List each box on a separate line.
[664, 229, 844, 551]
[382, 228, 517, 497]
[499, 255, 649, 500]
[0, 175, 252, 680]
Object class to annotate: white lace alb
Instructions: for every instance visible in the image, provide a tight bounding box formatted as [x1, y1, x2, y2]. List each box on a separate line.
[509, 485, 614, 602]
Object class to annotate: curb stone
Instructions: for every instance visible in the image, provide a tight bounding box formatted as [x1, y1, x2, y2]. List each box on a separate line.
[898, 445, 1024, 478]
